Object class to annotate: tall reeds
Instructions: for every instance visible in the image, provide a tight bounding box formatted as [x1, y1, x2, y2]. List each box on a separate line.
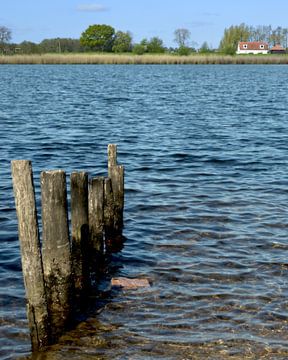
[1, 53, 288, 65]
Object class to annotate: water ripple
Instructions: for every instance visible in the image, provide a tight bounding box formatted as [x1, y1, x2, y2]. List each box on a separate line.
[1, 64, 288, 359]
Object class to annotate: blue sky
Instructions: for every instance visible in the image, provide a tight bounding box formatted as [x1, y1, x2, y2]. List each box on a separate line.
[1, 0, 288, 48]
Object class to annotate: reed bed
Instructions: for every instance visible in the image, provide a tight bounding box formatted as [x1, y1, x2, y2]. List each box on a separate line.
[1, 53, 288, 65]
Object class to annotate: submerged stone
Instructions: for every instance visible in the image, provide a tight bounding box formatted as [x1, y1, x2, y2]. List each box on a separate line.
[111, 277, 150, 289]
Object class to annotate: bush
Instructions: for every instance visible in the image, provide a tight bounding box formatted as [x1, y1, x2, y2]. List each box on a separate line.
[177, 46, 191, 56]
[132, 43, 146, 55]
[146, 37, 165, 53]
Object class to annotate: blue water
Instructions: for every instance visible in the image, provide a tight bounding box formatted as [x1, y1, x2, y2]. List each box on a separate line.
[1, 64, 288, 359]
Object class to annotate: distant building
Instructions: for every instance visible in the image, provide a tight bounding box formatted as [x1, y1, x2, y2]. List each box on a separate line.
[236, 41, 269, 55]
[269, 44, 286, 54]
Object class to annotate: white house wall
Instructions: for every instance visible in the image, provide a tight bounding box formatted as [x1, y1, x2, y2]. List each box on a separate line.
[236, 49, 269, 55]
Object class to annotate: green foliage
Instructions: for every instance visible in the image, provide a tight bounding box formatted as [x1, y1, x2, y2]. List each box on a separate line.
[219, 23, 250, 54]
[39, 39, 59, 53]
[57, 38, 83, 52]
[19, 41, 40, 54]
[80, 24, 115, 52]
[199, 41, 212, 54]
[132, 43, 146, 55]
[112, 31, 132, 52]
[132, 39, 148, 54]
[132, 37, 166, 54]
[177, 46, 191, 56]
[146, 37, 165, 53]
[39, 38, 83, 53]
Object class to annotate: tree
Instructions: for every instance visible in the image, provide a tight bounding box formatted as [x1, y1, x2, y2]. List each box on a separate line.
[270, 26, 285, 46]
[147, 37, 165, 53]
[19, 41, 40, 54]
[174, 28, 191, 48]
[132, 38, 148, 55]
[0, 26, 12, 52]
[39, 38, 83, 53]
[39, 38, 60, 53]
[132, 43, 146, 55]
[248, 25, 272, 42]
[80, 24, 115, 52]
[283, 28, 288, 50]
[199, 41, 211, 53]
[219, 23, 250, 54]
[177, 46, 192, 56]
[112, 31, 132, 53]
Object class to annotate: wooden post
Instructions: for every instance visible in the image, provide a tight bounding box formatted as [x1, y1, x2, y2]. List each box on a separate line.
[109, 165, 125, 232]
[70, 172, 88, 293]
[41, 170, 71, 342]
[104, 177, 114, 251]
[88, 177, 104, 259]
[108, 144, 125, 233]
[108, 144, 117, 168]
[11, 160, 50, 351]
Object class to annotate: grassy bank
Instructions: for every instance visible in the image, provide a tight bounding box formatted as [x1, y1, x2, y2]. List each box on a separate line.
[1, 53, 288, 65]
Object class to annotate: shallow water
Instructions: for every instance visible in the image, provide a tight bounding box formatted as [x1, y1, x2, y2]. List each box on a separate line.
[1, 64, 288, 359]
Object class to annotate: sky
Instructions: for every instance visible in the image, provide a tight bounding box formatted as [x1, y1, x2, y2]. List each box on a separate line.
[1, 0, 288, 48]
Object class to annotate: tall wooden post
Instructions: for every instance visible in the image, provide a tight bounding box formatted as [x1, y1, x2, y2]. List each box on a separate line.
[41, 170, 71, 342]
[104, 177, 114, 251]
[88, 177, 104, 277]
[70, 172, 89, 293]
[108, 144, 117, 168]
[11, 160, 50, 351]
[108, 144, 125, 233]
[109, 165, 125, 232]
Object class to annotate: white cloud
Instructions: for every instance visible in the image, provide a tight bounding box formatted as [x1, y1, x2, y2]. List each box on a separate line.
[76, 4, 109, 12]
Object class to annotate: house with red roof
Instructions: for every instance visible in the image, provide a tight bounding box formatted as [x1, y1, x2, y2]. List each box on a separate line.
[269, 44, 286, 54]
[236, 41, 269, 55]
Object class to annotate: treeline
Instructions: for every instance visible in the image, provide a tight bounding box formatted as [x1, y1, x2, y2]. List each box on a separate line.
[3, 37, 197, 55]
[17, 38, 83, 54]
[0, 24, 214, 55]
[1, 23, 288, 56]
[220, 23, 288, 54]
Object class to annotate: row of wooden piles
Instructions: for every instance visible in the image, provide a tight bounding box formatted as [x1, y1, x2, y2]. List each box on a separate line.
[11, 144, 124, 351]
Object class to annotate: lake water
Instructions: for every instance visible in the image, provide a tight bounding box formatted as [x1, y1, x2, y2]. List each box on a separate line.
[1, 64, 288, 359]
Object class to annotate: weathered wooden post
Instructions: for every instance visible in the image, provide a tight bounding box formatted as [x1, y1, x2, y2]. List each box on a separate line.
[41, 170, 72, 342]
[109, 165, 124, 232]
[11, 144, 125, 349]
[70, 172, 89, 293]
[108, 145, 125, 233]
[104, 177, 115, 251]
[88, 177, 104, 277]
[11, 160, 50, 351]
[108, 143, 117, 168]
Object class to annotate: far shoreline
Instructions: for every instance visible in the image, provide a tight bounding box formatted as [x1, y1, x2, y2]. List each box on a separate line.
[1, 53, 288, 65]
